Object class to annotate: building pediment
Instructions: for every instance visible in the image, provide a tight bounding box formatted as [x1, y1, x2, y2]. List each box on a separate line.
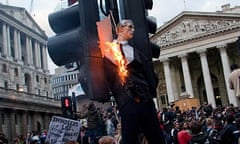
[0, 4, 47, 38]
[151, 11, 240, 47]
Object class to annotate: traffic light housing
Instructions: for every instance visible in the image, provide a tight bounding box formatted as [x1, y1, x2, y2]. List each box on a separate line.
[61, 96, 73, 119]
[47, 0, 110, 102]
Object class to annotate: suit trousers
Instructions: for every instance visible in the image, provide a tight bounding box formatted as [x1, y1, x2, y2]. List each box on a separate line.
[119, 98, 166, 144]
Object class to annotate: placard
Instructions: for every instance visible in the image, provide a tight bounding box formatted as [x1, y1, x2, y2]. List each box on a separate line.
[46, 116, 81, 144]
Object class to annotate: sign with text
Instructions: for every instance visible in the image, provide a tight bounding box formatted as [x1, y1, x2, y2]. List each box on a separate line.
[46, 116, 81, 144]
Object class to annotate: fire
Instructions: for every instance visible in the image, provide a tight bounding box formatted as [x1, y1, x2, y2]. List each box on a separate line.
[103, 42, 128, 84]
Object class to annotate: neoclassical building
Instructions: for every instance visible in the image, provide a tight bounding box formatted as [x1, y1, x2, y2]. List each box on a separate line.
[152, 4, 240, 109]
[0, 4, 61, 142]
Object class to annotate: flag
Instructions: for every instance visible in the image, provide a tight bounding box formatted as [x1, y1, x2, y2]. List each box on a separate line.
[68, 83, 85, 96]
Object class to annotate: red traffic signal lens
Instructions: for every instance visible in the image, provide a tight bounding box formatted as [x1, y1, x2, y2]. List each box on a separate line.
[64, 99, 70, 107]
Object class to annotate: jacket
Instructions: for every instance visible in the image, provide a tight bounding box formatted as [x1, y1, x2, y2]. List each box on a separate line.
[103, 47, 156, 109]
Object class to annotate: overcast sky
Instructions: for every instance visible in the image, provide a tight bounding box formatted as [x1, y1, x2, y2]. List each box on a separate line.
[0, 0, 240, 74]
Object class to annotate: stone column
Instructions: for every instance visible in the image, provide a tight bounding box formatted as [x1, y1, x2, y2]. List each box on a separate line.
[17, 31, 22, 63]
[26, 37, 31, 65]
[43, 114, 49, 130]
[21, 111, 27, 135]
[178, 54, 194, 97]
[34, 41, 38, 67]
[9, 110, 16, 143]
[42, 45, 49, 71]
[36, 42, 41, 69]
[6, 25, 11, 58]
[32, 113, 37, 131]
[29, 38, 33, 66]
[13, 29, 19, 61]
[162, 58, 175, 103]
[217, 44, 238, 106]
[27, 113, 33, 132]
[198, 49, 216, 108]
[2, 23, 8, 57]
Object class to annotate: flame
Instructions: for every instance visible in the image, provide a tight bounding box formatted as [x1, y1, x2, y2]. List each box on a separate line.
[103, 42, 128, 84]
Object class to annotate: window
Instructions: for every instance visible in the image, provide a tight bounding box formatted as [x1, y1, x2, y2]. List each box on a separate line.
[44, 77, 47, 84]
[2, 64, 7, 73]
[16, 84, 19, 90]
[160, 95, 166, 105]
[36, 75, 39, 82]
[4, 81, 8, 89]
[14, 68, 18, 77]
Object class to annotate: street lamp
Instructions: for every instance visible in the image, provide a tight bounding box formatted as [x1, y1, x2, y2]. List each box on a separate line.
[18, 87, 24, 92]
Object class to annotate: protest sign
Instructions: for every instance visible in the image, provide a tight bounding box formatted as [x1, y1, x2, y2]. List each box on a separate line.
[46, 116, 81, 144]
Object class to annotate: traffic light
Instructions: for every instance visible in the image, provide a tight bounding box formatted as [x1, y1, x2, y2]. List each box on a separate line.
[61, 96, 73, 119]
[119, 0, 160, 59]
[47, 0, 110, 102]
[119, 0, 160, 98]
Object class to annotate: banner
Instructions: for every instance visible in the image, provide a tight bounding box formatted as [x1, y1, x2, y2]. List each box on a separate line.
[46, 116, 81, 144]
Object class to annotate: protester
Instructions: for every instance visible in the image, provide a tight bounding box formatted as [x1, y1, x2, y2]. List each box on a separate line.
[189, 120, 209, 144]
[105, 114, 116, 137]
[177, 121, 192, 144]
[78, 102, 104, 144]
[170, 121, 180, 144]
[103, 19, 166, 144]
[217, 114, 238, 144]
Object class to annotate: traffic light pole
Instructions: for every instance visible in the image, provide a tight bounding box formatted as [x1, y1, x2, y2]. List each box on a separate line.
[72, 92, 77, 119]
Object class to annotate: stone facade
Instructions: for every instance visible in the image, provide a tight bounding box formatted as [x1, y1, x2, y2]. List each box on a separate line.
[0, 3, 61, 142]
[152, 5, 240, 110]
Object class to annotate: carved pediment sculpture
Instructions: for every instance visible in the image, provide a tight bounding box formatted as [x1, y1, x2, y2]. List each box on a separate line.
[153, 14, 240, 46]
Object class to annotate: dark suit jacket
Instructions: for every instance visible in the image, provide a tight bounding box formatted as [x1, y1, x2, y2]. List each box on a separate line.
[103, 47, 157, 109]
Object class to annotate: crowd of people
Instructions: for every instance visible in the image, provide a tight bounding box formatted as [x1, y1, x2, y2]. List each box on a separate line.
[77, 102, 119, 144]
[0, 130, 47, 144]
[64, 101, 240, 144]
[2, 102, 240, 144]
[158, 103, 240, 144]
